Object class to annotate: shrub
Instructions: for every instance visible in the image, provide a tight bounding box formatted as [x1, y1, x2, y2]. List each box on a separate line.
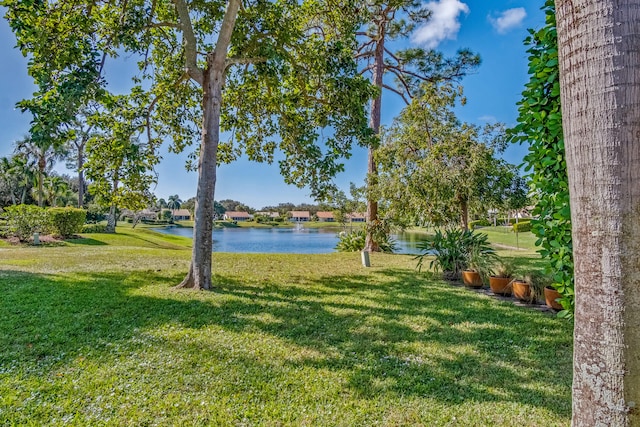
[85, 203, 107, 223]
[415, 228, 497, 280]
[335, 229, 396, 253]
[48, 207, 86, 238]
[82, 224, 108, 233]
[512, 221, 532, 233]
[3, 204, 49, 242]
[469, 219, 490, 229]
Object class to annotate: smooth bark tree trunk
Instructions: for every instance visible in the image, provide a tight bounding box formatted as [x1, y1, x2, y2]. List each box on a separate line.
[556, 1, 640, 425]
[177, 64, 220, 290]
[106, 204, 117, 233]
[364, 24, 385, 253]
[178, 0, 240, 290]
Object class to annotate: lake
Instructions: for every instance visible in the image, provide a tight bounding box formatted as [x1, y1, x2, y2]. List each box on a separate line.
[154, 226, 426, 254]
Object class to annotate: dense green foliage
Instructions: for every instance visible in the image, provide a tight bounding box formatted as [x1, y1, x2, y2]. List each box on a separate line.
[416, 229, 497, 280]
[469, 219, 491, 229]
[2, 204, 48, 241]
[335, 229, 396, 253]
[48, 207, 86, 237]
[355, 1, 480, 251]
[512, 221, 532, 233]
[509, 1, 573, 317]
[377, 83, 520, 229]
[81, 223, 108, 233]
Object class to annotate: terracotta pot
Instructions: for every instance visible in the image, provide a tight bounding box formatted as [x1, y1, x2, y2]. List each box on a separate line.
[544, 286, 563, 310]
[489, 276, 512, 295]
[462, 270, 483, 288]
[512, 280, 533, 302]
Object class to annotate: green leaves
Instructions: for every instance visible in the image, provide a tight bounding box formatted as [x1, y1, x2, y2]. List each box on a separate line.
[508, 0, 573, 318]
[376, 82, 521, 228]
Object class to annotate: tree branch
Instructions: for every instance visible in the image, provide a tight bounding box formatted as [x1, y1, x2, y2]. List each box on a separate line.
[212, 0, 241, 69]
[382, 84, 409, 105]
[148, 21, 180, 29]
[172, 0, 203, 85]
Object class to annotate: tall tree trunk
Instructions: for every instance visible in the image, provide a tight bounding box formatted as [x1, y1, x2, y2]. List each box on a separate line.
[460, 198, 469, 231]
[364, 26, 385, 253]
[178, 0, 240, 290]
[177, 66, 219, 290]
[556, 1, 640, 425]
[106, 177, 119, 233]
[37, 156, 45, 207]
[106, 204, 117, 233]
[77, 142, 85, 208]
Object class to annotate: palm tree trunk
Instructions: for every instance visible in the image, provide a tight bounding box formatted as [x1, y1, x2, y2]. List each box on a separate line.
[556, 0, 640, 424]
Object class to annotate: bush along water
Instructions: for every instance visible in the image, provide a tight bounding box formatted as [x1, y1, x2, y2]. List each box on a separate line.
[335, 229, 397, 253]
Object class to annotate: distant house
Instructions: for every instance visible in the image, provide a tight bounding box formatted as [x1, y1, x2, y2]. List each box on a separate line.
[172, 209, 192, 221]
[289, 211, 311, 222]
[347, 212, 366, 223]
[316, 211, 335, 222]
[224, 211, 251, 221]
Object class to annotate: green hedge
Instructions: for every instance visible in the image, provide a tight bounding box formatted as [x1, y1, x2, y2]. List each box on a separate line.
[48, 207, 86, 238]
[469, 219, 490, 229]
[3, 204, 49, 242]
[82, 224, 108, 233]
[512, 221, 532, 233]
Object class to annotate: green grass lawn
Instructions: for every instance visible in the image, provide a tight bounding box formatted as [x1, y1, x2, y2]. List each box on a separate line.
[476, 226, 539, 252]
[0, 228, 571, 426]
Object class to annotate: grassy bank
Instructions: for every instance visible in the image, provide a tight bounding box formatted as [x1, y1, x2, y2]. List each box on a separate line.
[0, 228, 571, 426]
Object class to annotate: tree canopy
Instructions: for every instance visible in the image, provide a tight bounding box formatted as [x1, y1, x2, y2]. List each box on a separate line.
[377, 82, 519, 229]
[3, 0, 375, 289]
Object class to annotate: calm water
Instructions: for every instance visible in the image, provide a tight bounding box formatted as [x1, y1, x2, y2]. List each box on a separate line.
[154, 226, 425, 254]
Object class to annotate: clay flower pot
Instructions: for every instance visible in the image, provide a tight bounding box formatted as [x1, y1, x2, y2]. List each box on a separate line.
[544, 286, 563, 310]
[489, 276, 512, 295]
[462, 270, 483, 288]
[512, 280, 533, 302]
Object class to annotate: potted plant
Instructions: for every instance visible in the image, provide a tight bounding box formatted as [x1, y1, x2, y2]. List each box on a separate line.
[416, 229, 497, 285]
[489, 260, 516, 295]
[462, 244, 496, 288]
[416, 229, 468, 281]
[544, 285, 563, 310]
[513, 272, 551, 304]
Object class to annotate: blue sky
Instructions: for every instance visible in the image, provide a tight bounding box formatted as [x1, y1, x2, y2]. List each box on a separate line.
[0, 1, 543, 209]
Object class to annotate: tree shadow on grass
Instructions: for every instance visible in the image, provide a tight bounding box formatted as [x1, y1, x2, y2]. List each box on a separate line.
[0, 266, 572, 420]
[64, 237, 108, 246]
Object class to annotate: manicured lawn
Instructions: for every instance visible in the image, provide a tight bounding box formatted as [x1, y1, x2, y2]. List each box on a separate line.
[0, 229, 572, 426]
[476, 226, 539, 251]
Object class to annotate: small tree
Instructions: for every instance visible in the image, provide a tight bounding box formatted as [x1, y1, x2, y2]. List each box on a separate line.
[377, 83, 515, 229]
[84, 94, 160, 233]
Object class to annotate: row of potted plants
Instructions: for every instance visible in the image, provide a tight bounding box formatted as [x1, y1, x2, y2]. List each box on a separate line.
[416, 228, 563, 311]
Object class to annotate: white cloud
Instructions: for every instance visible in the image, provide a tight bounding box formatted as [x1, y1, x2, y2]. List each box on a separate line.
[478, 115, 498, 123]
[489, 8, 527, 34]
[411, 0, 470, 49]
